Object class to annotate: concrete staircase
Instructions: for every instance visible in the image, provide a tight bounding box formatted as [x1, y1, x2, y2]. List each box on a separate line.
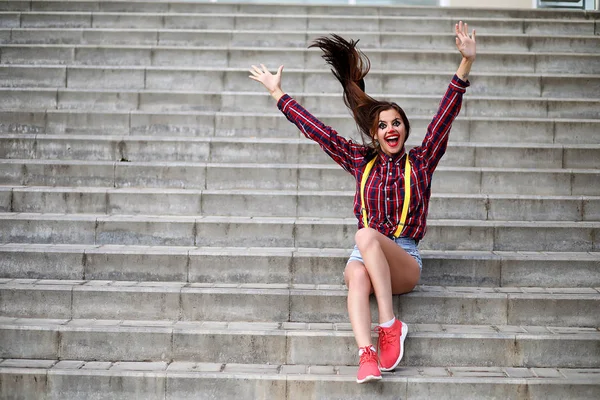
[1, 1, 599, 398]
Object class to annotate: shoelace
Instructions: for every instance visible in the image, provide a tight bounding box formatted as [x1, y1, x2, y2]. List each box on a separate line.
[358, 346, 378, 365]
[375, 325, 397, 353]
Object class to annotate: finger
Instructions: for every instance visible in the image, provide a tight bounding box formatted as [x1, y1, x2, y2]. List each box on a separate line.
[472, 29, 476, 42]
[260, 64, 270, 73]
[455, 22, 460, 36]
[464, 22, 468, 36]
[276, 65, 284, 76]
[457, 21, 467, 40]
[251, 65, 263, 74]
[249, 75, 260, 81]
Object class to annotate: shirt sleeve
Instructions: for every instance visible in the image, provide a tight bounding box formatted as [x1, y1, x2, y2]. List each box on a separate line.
[414, 74, 469, 175]
[277, 94, 366, 175]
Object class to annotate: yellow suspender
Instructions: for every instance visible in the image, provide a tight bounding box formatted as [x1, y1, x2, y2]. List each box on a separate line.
[360, 155, 411, 239]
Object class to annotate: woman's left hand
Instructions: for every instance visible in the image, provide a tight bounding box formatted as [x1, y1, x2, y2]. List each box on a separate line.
[455, 21, 476, 61]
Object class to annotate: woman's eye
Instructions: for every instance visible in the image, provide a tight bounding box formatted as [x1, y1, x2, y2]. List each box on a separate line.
[378, 123, 386, 130]
[393, 120, 401, 127]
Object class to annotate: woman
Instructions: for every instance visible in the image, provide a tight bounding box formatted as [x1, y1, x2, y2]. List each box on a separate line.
[250, 21, 476, 384]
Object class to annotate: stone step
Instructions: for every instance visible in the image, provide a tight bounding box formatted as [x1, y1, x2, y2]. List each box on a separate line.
[1, 186, 599, 222]
[2, 88, 599, 118]
[0, 240, 573, 285]
[2, 159, 599, 195]
[1, 317, 598, 368]
[0, 213, 598, 252]
[3, 46, 600, 75]
[3, 28, 600, 54]
[2, 244, 599, 288]
[0, 12, 596, 35]
[2, 279, 598, 327]
[9, 0, 449, 13]
[2, 135, 599, 169]
[2, 0, 597, 19]
[2, 359, 598, 400]
[3, 65, 600, 99]
[2, 110, 599, 145]
[8, 242, 600, 287]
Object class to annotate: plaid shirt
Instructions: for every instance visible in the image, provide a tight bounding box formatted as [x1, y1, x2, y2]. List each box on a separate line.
[278, 75, 469, 241]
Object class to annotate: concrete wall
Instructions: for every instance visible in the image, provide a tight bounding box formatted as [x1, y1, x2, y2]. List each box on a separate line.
[441, 0, 598, 9]
[441, 0, 534, 8]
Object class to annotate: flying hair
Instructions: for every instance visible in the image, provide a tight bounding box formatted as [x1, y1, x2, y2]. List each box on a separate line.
[309, 34, 410, 150]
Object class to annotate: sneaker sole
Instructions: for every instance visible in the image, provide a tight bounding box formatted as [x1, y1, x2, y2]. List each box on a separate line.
[356, 374, 382, 384]
[379, 321, 408, 372]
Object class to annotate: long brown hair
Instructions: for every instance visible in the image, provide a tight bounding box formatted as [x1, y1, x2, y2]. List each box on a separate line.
[309, 35, 410, 151]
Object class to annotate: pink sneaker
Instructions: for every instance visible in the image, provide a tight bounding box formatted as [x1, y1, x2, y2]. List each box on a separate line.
[376, 319, 407, 371]
[356, 346, 382, 384]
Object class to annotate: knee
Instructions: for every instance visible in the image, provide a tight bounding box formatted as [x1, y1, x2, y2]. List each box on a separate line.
[344, 263, 372, 291]
[355, 227, 379, 252]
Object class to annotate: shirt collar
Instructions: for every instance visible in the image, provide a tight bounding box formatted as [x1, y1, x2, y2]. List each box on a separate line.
[377, 147, 406, 164]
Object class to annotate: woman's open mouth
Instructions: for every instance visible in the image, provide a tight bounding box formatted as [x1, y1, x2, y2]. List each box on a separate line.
[385, 134, 400, 148]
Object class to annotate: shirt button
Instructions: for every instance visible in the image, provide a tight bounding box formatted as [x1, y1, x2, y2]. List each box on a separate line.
[389, 172, 392, 175]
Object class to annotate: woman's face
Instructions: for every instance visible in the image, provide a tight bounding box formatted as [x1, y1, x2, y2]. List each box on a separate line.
[374, 108, 406, 156]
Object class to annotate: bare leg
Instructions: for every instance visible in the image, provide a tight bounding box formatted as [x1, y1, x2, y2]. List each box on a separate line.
[344, 261, 374, 348]
[354, 228, 421, 324]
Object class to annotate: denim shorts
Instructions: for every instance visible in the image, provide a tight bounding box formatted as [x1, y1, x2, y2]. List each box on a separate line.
[347, 236, 423, 270]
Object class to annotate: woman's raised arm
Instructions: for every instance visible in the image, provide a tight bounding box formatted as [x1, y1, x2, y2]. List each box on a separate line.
[248, 63, 366, 175]
[414, 21, 475, 174]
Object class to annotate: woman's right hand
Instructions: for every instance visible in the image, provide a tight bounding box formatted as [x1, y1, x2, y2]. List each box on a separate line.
[249, 64, 285, 101]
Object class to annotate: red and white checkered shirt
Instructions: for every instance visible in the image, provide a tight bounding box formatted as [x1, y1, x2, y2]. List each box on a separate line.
[278, 75, 469, 241]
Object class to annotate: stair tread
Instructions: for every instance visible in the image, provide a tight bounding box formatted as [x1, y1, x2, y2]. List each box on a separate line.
[3, 185, 600, 199]
[4, 43, 600, 55]
[3, 279, 599, 296]
[1, 316, 598, 336]
[4, 27, 600, 39]
[1, 358, 599, 382]
[2, 107, 600, 122]
[2, 10, 597, 20]
[2, 243, 598, 258]
[3, 63, 600, 79]
[4, 133, 600, 148]
[3, 158, 600, 171]
[2, 211, 599, 225]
